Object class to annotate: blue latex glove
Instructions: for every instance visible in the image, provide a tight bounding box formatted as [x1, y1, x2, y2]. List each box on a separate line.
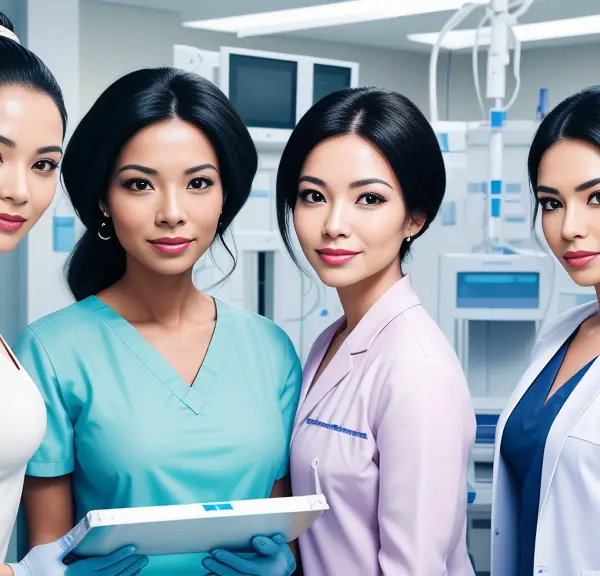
[7, 537, 148, 576]
[201, 534, 295, 576]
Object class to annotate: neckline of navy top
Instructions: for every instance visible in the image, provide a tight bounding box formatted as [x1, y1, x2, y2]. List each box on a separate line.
[500, 328, 598, 576]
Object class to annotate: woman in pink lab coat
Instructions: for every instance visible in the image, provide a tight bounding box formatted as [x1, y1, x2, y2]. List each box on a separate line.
[277, 87, 476, 575]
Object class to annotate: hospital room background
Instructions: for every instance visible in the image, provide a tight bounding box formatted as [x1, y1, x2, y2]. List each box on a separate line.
[2, 0, 600, 573]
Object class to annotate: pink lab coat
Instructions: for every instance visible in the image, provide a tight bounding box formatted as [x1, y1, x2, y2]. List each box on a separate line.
[289, 275, 476, 576]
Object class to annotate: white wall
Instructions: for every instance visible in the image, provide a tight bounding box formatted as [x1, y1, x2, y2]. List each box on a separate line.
[80, 0, 600, 124]
[26, 0, 81, 323]
[444, 44, 600, 122]
[79, 0, 430, 116]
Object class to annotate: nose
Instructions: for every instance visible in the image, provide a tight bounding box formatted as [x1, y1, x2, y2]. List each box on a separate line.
[0, 164, 30, 205]
[322, 201, 350, 238]
[156, 188, 186, 228]
[561, 203, 588, 241]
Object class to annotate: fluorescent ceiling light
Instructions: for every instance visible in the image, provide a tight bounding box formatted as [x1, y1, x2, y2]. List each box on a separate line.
[408, 14, 600, 50]
[183, 1, 478, 38]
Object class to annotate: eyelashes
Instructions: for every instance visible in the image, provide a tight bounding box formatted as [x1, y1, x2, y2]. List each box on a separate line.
[298, 189, 387, 206]
[120, 175, 215, 192]
[33, 159, 59, 172]
[537, 191, 600, 212]
[0, 157, 59, 172]
[188, 176, 215, 190]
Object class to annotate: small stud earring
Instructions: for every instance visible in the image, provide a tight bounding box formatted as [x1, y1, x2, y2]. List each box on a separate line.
[406, 236, 412, 243]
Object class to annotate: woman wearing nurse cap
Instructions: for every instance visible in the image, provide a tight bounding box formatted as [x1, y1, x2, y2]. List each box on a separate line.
[0, 12, 147, 576]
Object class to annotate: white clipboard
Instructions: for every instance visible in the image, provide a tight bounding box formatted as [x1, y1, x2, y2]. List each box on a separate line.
[69, 494, 329, 558]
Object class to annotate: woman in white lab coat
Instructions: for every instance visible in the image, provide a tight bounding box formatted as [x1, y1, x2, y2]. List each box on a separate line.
[0, 14, 146, 576]
[492, 84, 600, 576]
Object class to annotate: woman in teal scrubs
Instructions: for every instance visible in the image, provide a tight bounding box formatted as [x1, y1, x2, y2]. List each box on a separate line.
[14, 68, 301, 575]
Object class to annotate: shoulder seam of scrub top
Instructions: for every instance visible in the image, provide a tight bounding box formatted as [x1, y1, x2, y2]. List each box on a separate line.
[27, 297, 107, 332]
[215, 297, 296, 387]
[21, 325, 63, 388]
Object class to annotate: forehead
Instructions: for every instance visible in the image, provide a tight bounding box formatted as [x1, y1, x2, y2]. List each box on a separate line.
[538, 139, 600, 187]
[0, 85, 63, 147]
[301, 134, 397, 185]
[117, 118, 218, 167]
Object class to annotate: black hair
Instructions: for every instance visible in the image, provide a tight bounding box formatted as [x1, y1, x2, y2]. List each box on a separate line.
[528, 85, 600, 222]
[276, 86, 446, 266]
[0, 12, 67, 135]
[61, 67, 258, 301]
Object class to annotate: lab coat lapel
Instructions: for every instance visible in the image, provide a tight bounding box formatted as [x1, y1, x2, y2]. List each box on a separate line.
[293, 341, 353, 432]
[292, 275, 419, 441]
[539, 305, 600, 517]
[296, 319, 344, 412]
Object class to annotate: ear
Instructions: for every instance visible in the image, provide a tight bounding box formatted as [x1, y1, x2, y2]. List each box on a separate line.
[98, 201, 109, 218]
[408, 211, 426, 237]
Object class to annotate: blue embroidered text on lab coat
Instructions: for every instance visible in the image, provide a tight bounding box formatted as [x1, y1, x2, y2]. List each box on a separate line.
[306, 418, 368, 439]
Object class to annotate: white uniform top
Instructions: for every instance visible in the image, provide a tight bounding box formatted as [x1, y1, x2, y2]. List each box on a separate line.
[0, 336, 46, 562]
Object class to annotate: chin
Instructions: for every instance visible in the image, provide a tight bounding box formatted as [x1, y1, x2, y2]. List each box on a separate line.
[312, 266, 364, 289]
[139, 253, 196, 277]
[566, 267, 600, 288]
[0, 232, 25, 254]
[152, 261, 197, 276]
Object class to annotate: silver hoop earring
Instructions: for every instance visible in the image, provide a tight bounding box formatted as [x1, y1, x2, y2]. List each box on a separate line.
[98, 220, 112, 241]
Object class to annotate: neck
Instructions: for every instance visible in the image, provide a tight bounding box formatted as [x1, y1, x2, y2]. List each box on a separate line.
[336, 260, 403, 334]
[106, 258, 208, 326]
[581, 284, 600, 331]
[594, 284, 600, 314]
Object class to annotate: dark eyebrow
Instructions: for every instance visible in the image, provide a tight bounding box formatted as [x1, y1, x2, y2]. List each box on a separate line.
[299, 175, 393, 189]
[0, 136, 62, 154]
[576, 178, 600, 192]
[350, 178, 392, 189]
[115, 163, 219, 177]
[37, 145, 62, 155]
[184, 163, 218, 175]
[299, 175, 326, 186]
[0, 135, 16, 148]
[537, 178, 600, 195]
[116, 164, 158, 176]
[535, 185, 558, 195]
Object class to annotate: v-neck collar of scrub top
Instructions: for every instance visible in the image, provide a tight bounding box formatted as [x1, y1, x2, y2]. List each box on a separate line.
[295, 274, 420, 429]
[84, 294, 222, 415]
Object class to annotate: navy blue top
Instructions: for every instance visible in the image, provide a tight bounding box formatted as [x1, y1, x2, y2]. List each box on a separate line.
[500, 332, 596, 576]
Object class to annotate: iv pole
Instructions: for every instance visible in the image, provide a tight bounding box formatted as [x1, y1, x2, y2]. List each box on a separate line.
[428, 0, 536, 253]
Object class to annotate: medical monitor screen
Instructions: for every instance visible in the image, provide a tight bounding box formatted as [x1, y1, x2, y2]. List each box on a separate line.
[228, 54, 297, 130]
[456, 272, 539, 309]
[313, 64, 352, 104]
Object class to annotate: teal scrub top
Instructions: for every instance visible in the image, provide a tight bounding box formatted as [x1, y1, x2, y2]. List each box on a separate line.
[14, 295, 302, 576]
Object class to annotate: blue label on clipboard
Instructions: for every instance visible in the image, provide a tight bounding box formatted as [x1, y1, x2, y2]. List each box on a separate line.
[203, 503, 233, 511]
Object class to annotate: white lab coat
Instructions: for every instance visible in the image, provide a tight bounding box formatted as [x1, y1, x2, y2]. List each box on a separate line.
[491, 300, 600, 576]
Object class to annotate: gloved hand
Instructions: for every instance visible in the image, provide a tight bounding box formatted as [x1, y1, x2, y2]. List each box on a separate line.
[7, 537, 148, 576]
[201, 533, 295, 576]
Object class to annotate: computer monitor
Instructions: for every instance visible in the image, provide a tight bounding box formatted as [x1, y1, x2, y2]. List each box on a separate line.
[228, 53, 298, 131]
[219, 47, 359, 146]
[313, 63, 352, 104]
